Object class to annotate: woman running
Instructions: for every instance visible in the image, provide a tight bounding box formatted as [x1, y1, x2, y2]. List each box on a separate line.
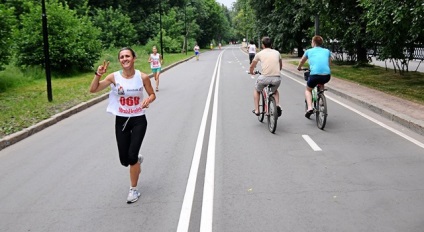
[90, 47, 156, 203]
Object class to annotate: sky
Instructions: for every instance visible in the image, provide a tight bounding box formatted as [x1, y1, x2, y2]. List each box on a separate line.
[216, 0, 235, 8]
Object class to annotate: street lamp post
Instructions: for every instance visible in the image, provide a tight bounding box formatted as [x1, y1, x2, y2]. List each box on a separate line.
[41, 0, 52, 102]
[159, 0, 164, 59]
[184, 2, 187, 55]
[315, 15, 320, 35]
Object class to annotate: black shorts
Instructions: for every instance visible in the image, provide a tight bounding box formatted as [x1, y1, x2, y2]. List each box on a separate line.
[307, 74, 331, 88]
[249, 53, 255, 64]
[115, 115, 147, 167]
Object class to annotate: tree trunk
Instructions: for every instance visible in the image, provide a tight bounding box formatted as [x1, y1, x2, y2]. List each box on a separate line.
[296, 37, 304, 57]
[356, 21, 368, 64]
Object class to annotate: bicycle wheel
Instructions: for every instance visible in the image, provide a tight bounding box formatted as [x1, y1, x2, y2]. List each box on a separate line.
[267, 96, 278, 133]
[316, 94, 328, 129]
[258, 91, 265, 122]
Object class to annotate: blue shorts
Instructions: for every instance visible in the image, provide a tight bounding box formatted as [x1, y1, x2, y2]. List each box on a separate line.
[307, 74, 331, 88]
[195, 51, 199, 55]
[151, 67, 161, 73]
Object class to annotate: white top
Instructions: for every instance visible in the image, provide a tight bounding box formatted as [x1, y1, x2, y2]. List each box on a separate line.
[106, 70, 145, 117]
[248, 44, 256, 54]
[150, 53, 161, 69]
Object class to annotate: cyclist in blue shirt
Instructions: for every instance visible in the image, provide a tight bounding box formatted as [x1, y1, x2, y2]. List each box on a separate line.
[297, 35, 331, 118]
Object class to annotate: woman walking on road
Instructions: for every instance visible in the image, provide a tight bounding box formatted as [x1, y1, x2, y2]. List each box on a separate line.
[194, 44, 200, 61]
[148, 46, 163, 92]
[248, 40, 257, 64]
[89, 47, 156, 204]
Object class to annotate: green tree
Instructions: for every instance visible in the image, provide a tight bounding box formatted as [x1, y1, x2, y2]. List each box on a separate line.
[232, 0, 255, 43]
[193, 0, 232, 47]
[15, 0, 101, 72]
[249, 0, 312, 55]
[319, 0, 369, 64]
[361, 0, 424, 73]
[92, 6, 137, 48]
[0, 4, 16, 70]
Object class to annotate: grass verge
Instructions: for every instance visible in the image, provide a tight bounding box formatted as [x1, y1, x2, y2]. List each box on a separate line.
[0, 47, 194, 138]
[289, 61, 424, 104]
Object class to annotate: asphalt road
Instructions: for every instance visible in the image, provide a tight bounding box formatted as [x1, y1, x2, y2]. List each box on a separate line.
[1, 46, 424, 232]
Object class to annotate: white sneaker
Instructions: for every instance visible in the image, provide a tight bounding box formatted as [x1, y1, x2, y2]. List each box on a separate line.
[138, 154, 144, 164]
[127, 188, 141, 203]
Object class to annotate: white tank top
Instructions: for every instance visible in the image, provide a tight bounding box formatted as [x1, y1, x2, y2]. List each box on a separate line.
[150, 53, 161, 69]
[248, 44, 256, 54]
[106, 70, 145, 117]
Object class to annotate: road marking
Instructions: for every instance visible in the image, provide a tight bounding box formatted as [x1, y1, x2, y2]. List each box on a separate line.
[176, 50, 225, 232]
[200, 48, 223, 232]
[302, 135, 322, 151]
[281, 72, 424, 149]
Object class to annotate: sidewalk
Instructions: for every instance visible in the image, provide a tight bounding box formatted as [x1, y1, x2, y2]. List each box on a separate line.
[282, 59, 424, 135]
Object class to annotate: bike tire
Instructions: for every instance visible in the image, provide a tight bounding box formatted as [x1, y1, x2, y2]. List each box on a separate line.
[258, 91, 265, 122]
[316, 94, 328, 129]
[267, 96, 278, 133]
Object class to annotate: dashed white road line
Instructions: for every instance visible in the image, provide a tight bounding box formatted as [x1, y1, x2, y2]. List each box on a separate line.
[282, 72, 424, 149]
[302, 135, 322, 151]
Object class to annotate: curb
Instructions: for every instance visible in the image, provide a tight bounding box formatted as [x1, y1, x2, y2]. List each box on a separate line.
[0, 56, 195, 151]
[281, 66, 424, 136]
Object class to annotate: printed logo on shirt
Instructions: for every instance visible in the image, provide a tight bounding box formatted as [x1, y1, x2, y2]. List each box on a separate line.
[117, 85, 125, 95]
[127, 88, 141, 92]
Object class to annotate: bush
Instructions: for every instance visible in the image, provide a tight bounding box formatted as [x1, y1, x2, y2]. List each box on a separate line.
[14, 0, 101, 73]
[92, 7, 137, 49]
[0, 5, 16, 70]
[144, 31, 183, 54]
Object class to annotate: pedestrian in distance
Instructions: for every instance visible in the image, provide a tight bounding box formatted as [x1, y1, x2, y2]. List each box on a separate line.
[247, 40, 257, 64]
[297, 35, 331, 118]
[148, 46, 163, 92]
[194, 44, 200, 61]
[89, 47, 156, 204]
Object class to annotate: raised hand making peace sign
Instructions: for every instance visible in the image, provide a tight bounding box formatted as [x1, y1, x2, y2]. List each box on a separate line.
[96, 60, 110, 76]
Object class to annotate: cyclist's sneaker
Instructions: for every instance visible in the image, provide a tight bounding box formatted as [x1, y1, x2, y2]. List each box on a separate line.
[305, 110, 314, 119]
[138, 154, 144, 164]
[127, 188, 141, 203]
[277, 106, 282, 117]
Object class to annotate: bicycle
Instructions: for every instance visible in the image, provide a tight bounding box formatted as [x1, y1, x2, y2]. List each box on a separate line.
[251, 71, 279, 133]
[301, 68, 328, 130]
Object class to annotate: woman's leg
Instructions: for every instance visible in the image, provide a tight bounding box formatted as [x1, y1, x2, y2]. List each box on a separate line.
[155, 72, 160, 91]
[127, 116, 147, 188]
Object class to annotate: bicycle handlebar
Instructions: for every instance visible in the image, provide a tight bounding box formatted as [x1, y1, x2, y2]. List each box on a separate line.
[249, 70, 261, 75]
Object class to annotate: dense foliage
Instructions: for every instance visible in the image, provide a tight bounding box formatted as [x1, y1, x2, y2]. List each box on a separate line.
[0, 4, 15, 70]
[92, 6, 137, 48]
[14, 0, 101, 72]
[233, 0, 424, 72]
[2, 0, 422, 74]
[0, 0, 233, 73]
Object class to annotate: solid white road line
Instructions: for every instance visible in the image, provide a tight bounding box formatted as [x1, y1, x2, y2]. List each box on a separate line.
[302, 135, 322, 151]
[200, 50, 223, 232]
[176, 51, 224, 232]
[282, 72, 424, 149]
